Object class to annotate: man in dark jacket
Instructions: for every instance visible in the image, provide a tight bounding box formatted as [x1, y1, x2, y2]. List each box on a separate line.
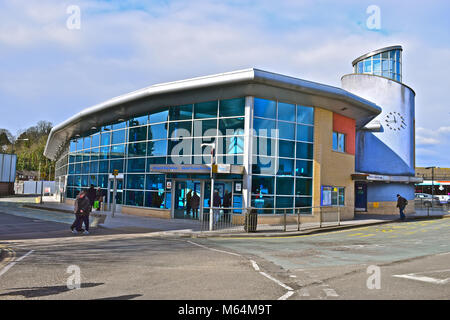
[222, 190, 232, 223]
[72, 191, 91, 234]
[396, 194, 408, 221]
[86, 185, 97, 209]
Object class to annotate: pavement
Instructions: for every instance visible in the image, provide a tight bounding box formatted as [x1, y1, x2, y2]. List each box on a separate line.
[2, 195, 449, 239]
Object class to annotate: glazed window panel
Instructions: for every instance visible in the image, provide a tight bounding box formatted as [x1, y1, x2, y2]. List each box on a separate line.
[219, 98, 245, 117]
[83, 137, 91, 150]
[146, 174, 165, 191]
[278, 122, 295, 140]
[129, 126, 147, 142]
[76, 139, 83, 151]
[297, 106, 314, 125]
[110, 144, 125, 159]
[70, 140, 77, 152]
[128, 142, 147, 157]
[279, 140, 295, 158]
[145, 191, 165, 208]
[252, 156, 276, 175]
[251, 195, 274, 213]
[169, 121, 192, 138]
[100, 132, 111, 146]
[194, 100, 218, 119]
[254, 98, 276, 119]
[127, 158, 146, 173]
[91, 134, 100, 148]
[128, 115, 148, 127]
[112, 121, 126, 130]
[111, 129, 126, 144]
[110, 159, 124, 173]
[193, 119, 217, 137]
[252, 176, 275, 195]
[147, 140, 168, 157]
[168, 139, 192, 157]
[148, 123, 167, 140]
[125, 190, 144, 206]
[297, 125, 314, 142]
[253, 118, 276, 137]
[169, 104, 193, 121]
[149, 110, 169, 124]
[295, 196, 312, 209]
[126, 174, 145, 190]
[278, 158, 295, 176]
[89, 161, 98, 174]
[276, 177, 294, 195]
[275, 196, 294, 213]
[295, 178, 313, 196]
[253, 138, 277, 157]
[218, 117, 244, 135]
[296, 142, 313, 159]
[277, 102, 296, 122]
[295, 160, 313, 177]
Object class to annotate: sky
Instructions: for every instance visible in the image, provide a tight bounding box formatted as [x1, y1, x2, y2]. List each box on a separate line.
[0, 0, 449, 167]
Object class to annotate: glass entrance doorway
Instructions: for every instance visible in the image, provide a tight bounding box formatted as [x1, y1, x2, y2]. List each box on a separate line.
[174, 180, 203, 219]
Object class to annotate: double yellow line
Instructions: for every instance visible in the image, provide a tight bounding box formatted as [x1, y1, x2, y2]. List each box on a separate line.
[0, 245, 16, 269]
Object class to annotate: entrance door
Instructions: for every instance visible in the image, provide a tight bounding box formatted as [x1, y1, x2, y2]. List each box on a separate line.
[174, 180, 202, 219]
[355, 182, 367, 212]
[107, 178, 124, 211]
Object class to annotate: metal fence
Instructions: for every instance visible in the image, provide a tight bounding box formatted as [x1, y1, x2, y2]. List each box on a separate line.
[414, 199, 450, 216]
[199, 206, 346, 233]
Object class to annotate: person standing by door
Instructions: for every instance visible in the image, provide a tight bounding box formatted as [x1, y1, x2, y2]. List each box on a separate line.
[191, 192, 200, 219]
[213, 189, 221, 225]
[186, 190, 192, 218]
[222, 189, 232, 223]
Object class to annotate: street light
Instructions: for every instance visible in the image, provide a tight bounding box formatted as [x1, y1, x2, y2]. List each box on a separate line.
[425, 166, 437, 207]
[201, 142, 216, 231]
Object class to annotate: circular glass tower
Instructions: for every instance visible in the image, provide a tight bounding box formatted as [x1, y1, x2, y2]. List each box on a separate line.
[352, 45, 402, 83]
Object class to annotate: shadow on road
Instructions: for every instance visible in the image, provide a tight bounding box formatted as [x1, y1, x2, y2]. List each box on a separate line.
[0, 282, 104, 298]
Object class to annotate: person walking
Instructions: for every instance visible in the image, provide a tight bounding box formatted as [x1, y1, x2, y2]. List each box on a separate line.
[86, 184, 97, 211]
[213, 189, 222, 225]
[71, 191, 90, 234]
[222, 189, 232, 223]
[95, 187, 103, 211]
[396, 194, 408, 221]
[191, 192, 200, 220]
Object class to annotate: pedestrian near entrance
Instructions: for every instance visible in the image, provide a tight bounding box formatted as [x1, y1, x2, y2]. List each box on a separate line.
[186, 190, 192, 217]
[94, 187, 103, 211]
[213, 189, 221, 225]
[191, 192, 200, 219]
[72, 191, 91, 234]
[396, 194, 408, 221]
[223, 190, 232, 223]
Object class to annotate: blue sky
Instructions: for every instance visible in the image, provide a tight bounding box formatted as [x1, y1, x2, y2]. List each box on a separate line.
[0, 0, 449, 166]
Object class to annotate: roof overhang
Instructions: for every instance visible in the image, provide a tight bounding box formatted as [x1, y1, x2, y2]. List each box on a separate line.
[44, 68, 382, 160]
[352, 45, 403, 66]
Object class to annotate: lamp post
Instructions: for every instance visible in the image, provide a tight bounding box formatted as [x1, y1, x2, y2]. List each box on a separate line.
[201, 142, 216, 231]
[425, 166, 436, 208]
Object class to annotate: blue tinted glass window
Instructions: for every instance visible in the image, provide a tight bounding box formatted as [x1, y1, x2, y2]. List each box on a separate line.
[297, 106, 314, 125]
[70, 140, 77, 152]
[75, 163, 81, 174]
[128, 126, 147, 142]
[296, 142, 313, 159]
[125, 191, 144, 206]
[219, 118, 244, 135]
[169, 104, 192, 121]
[276, 177, 294, 195]
[81, 162, 89, 174]
[128, 142, 147, 157]
[112, 121, 126, 130]
[91, 148, 99, 161]
[251, 195, 274, 213]
[194, 100, 217, 119]
[253, 138, 276, 157]
[278, 158, 295, 176]
[332, 132, 338, 151]
[102, 125, 112, 132]
[99, 160, 109, 173]
[252, 156, 276, 175]
[149, 124, 167, 140]
[98, 175, 108, 188]
[128, 115, 148, 127]
[364, 59, 372, 73]
[81, 175, 89, 187]
[278, 102, 295, 122]
[89, 175, 97, 186]
[76, 139, 83, 151]
[357, 61, 363, 73]
[193, 120, 217, 137]
[168, 139, 192, 157]
[146, 157, 167, 171]
[296, 178, 312, 196]
[147, 140, 167, 157]
[220, 136, 244, 155]
[83, 137, 91, 150]
[295, 196, 312, 208]
[68, 164, 75, 174]
[149, 110, 168, 124]
[295, 160, 313, 177]
[373, 59, 381, 75]
[100, 132, 111, 146]
[297, 125, 314, 142]
[253, 118, 276, 137]
[254, 98, 276, 119]
[145, 191, 165, 208]
[110, 144, 125, 158]
[219, 98, 245, 117]
[126, 174, 145, 190]
[112, 129, 126, 144]
[279, 140, 295, 158]
[252, 176, 274, 194]
[91, 134, 100, 148]
[127, 158, 146, 173]
[89, 161, 98, 174]
[100, 146, 109, 159]
[169, 121, 192, 138]
[146, 174, 165, 191]
[278, 122, 295, 140]
[276, 197, 293, 212]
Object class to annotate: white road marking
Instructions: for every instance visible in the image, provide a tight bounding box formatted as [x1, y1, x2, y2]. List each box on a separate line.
[393, 274, 449, 285]
[0, 250, 34, 278]
[259, 272, 294, 291]
[278, 290, 294, 300]
[186, 240, 242, 257]
[250, 260, 260, 271]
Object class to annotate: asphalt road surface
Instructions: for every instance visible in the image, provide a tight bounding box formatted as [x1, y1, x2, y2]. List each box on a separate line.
[1, 210, 449, 300]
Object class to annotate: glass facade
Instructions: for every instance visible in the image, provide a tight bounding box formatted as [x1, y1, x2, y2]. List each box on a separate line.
[57, 96, 316, 215]
[353, 48, 402, 82]
[251, 98, 314, 214]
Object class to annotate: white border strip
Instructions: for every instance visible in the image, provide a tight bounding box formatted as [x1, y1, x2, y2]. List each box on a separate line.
[0, 250, 34, 278]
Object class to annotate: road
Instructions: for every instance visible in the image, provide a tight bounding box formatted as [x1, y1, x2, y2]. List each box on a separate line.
[0, 208, 449, 300]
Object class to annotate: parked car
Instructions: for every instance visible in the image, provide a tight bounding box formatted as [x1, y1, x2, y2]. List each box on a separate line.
[435, 195, 450, 204]
[414, 193, 440, 207]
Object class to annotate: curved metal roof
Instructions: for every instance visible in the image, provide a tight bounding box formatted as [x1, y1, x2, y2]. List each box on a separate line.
[44, 68, 382, 160]
[352, 45, 402, 66]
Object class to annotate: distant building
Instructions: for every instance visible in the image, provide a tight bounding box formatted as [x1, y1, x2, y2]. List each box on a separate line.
[15, 170, 39, 181]
[415, 167, 450, 196]
[0, 153, 17, 196]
